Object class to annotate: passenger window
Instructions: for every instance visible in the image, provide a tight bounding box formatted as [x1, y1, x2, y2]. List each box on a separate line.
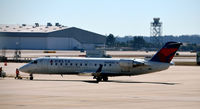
[55, 63, 57, 66]
[70, 63, 73, 66]
[104, 64, 106, 67]
[65, 63, 68, 66]
[109, 64, 112, 66]
[85, 63, 87, 66]
[80, 63, 82, 66]
[94, 64, 97, 66]
[60, 63, 62, 66]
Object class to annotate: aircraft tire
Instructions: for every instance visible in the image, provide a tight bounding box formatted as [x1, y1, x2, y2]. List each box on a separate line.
[103, 76, 108, 81]
[30, 76, 33, 80]
[96, 77, 102, 82]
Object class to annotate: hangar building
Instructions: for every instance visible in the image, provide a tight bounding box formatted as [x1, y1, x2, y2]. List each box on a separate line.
[0, 23, 106, 50]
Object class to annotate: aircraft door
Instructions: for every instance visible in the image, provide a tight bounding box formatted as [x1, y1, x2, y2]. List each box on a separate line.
[48, 59, 58, 74]
[41, 59, 48, 73]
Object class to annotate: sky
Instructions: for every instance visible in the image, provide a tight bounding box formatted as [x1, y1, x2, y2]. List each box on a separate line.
[0, 0, 199, 36]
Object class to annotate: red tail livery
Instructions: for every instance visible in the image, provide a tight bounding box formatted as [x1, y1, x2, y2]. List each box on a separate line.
[150, 42, 182, 63]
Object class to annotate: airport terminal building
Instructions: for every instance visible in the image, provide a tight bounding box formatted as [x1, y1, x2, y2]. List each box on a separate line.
[0, 23, 106, 50]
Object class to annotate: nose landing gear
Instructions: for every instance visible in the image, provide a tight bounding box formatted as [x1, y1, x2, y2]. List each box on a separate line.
[30, 73, 33, 80]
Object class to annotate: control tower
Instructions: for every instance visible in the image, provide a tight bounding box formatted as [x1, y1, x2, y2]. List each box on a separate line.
[150, 18, 162, 36]
[150, 18, 162, 46]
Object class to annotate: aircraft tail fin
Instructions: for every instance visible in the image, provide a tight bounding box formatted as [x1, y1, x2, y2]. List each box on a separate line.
[150, 42, 182, 63]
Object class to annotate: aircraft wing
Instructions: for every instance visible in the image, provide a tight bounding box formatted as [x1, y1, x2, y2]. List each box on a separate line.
[79, 64, 103, 76]
[78, 72, 95, 76]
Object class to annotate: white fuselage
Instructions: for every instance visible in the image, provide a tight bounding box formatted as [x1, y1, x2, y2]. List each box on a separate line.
[20, 57, 170, 76]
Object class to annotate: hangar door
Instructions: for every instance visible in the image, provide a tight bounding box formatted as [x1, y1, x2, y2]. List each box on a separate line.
[0, 37, 20, 49]
[47, 37, 81, 50]
[20, 37, 46, 50]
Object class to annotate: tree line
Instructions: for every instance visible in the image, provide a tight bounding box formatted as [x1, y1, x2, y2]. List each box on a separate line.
[106, 34, 200, 51]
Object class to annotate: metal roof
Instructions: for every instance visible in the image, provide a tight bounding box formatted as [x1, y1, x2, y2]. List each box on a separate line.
[0, 24, 106, 44]
[0, 24, 67, 33]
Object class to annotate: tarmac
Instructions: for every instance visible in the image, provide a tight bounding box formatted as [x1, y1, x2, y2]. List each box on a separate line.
[0, 62, 200, 109]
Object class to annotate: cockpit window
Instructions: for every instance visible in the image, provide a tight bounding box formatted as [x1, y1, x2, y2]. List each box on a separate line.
[33, 60, 37, 64]
[31, 60, 37, 64]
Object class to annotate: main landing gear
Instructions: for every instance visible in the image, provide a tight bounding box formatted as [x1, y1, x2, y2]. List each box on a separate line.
[30, 73, 33, 80]
[94, 76, 108, 83]
[93, 64, 108, 83]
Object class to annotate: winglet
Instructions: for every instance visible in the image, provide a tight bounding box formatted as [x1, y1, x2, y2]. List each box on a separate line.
[150, 42, 182, 63]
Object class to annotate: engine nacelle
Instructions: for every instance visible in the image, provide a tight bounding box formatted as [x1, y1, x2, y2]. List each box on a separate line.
[119, 59, 133, 68]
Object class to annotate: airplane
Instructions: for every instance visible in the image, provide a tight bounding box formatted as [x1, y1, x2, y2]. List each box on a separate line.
[19, 42, 182, 82]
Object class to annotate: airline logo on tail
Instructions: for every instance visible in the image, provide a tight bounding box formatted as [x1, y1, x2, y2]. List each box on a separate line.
[150, 42, 182, 63]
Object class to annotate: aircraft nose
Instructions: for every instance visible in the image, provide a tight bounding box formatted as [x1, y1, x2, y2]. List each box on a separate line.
[19, 64, 29, 72]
